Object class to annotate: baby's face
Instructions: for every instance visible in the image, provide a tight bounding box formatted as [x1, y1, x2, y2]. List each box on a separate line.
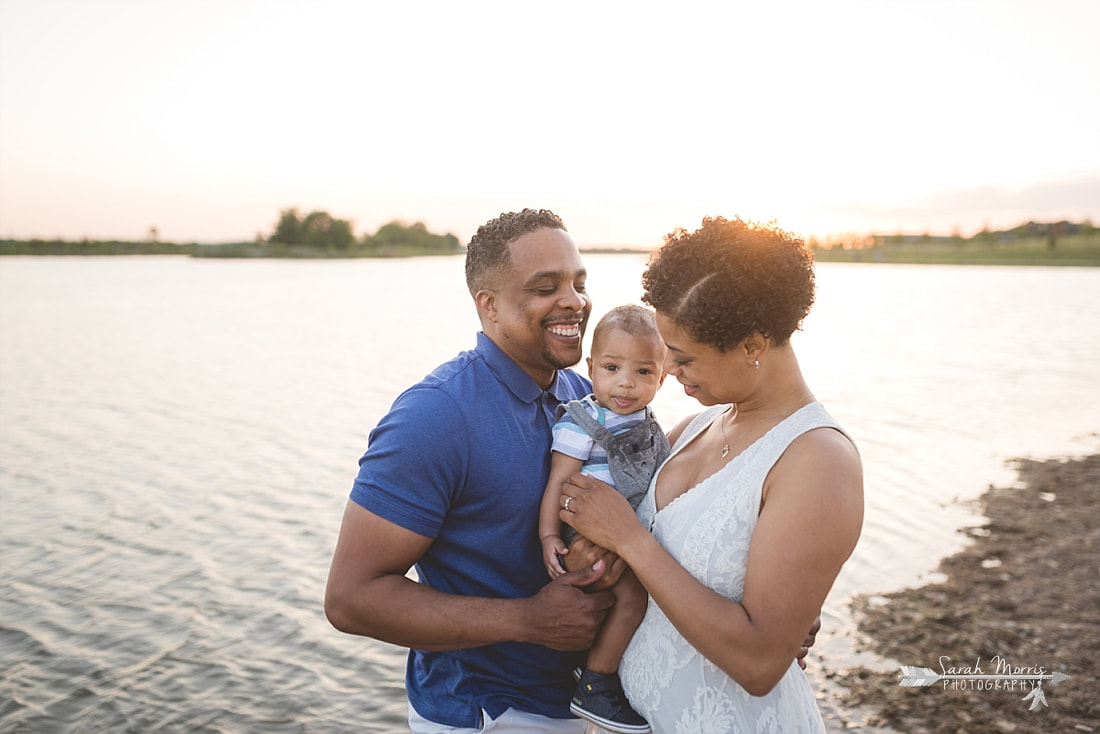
[587, 327, 666, 415]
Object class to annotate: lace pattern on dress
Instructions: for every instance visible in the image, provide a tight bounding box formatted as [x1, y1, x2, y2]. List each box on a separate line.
[620, 402, 846, 733]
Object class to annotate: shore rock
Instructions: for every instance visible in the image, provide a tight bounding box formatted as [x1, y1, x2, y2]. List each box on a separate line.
[833, 453, 1099, 733]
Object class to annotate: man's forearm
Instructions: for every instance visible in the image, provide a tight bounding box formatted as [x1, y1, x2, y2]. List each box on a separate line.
[326, 572, 531, 651]
[327, 564, 615, 653]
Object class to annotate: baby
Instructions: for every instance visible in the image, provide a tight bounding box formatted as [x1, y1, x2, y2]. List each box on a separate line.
[539, 304, 670, 734]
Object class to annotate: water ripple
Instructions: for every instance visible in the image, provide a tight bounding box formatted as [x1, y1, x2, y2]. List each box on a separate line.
[2, 257, 1097, 731]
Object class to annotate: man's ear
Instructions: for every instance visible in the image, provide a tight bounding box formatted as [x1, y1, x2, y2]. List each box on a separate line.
[474, 289, 497, 323]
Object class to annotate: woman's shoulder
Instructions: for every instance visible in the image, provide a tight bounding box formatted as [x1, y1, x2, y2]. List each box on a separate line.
[782, 402, 857, 453]
[791, 424, 860, 469]
[782, 402, 859, 463]
[763, 412, 863, 545]
[772, 419, 863, 511]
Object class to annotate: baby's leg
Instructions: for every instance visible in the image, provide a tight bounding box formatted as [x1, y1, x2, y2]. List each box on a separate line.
[584, 568, 647, 674]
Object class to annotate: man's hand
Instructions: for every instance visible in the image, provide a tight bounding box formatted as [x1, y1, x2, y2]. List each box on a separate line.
[560, 535, 626, 592]
[524, 561, 615, 651]
[796, 615, 822, 670]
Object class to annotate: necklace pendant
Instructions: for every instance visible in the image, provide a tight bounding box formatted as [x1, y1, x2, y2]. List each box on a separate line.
[721, 445, 729, 458]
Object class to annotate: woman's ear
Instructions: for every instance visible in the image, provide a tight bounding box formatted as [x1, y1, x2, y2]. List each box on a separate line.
[742, 332, 770, 367]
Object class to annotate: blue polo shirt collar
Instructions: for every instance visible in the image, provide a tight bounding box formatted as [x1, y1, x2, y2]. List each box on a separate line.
[475, 331, 574, 404]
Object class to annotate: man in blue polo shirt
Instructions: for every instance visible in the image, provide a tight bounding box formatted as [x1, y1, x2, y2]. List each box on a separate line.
[325, 209, 616, 732]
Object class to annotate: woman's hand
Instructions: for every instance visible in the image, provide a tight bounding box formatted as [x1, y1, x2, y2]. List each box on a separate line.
[560, 473, 648, 556]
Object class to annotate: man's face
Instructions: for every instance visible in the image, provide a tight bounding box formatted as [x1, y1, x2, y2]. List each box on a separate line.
[478, 227, 591, 387]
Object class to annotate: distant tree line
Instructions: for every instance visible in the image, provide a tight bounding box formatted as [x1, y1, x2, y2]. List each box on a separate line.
[810, 218, 1100, 265]
[266, 207, 461, 255]
[269, 209, 356, 250]
[811, 219, 1098, 252]
[1, 208, 463, 258]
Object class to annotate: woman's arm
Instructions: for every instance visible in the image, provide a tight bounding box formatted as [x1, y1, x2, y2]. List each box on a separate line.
[563, 427, 862, 695]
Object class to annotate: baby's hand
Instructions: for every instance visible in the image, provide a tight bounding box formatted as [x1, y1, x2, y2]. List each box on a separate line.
[541, 536, 567, 578]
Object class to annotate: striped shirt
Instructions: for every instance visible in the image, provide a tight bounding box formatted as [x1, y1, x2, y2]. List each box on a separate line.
[551, 394, 649, 489]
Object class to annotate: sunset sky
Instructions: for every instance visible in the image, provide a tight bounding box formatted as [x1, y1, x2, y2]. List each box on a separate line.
[1, 0, 1098, 247]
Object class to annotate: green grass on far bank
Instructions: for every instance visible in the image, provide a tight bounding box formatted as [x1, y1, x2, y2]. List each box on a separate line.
[6, 231, 1100, 266]
[1, 239, 206, 256]
[812, 233, 1100, 266]
[0, 240, 461, 258]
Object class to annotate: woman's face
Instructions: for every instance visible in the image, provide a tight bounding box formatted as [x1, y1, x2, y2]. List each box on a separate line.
[655, 311, 736, 406]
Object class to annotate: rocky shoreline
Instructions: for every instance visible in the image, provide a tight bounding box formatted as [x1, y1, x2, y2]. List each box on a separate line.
[832, 452, 1099, 733]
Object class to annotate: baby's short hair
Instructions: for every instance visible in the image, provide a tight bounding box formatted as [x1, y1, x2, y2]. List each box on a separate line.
[591, 304, 662, 351]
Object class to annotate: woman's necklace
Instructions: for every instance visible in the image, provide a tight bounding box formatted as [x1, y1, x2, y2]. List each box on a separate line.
[719, 404, 738, 457]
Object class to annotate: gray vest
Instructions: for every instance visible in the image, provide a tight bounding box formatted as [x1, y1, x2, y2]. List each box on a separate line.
[556, 400, 671, 512]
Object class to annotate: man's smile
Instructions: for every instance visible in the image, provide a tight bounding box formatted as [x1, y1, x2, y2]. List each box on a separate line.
[546, 322, 582, 338]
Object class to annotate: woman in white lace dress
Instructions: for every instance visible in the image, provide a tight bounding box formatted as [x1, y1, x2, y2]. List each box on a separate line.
[559, 217, 863, 733]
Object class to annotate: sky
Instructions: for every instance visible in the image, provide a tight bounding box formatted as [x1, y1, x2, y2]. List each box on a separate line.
[1, 0, 1098, 247]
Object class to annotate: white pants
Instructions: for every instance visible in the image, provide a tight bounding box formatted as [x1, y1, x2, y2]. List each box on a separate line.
[408, 702, 588, 734]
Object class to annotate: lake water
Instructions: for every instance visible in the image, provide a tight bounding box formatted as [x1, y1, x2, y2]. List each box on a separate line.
[1, 255, 1097, 732]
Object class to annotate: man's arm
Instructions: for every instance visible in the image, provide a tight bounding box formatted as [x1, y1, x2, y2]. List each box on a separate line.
[325, 500, 614, 651]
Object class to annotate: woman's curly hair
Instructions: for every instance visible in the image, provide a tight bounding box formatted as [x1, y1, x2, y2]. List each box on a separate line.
[641, 216, 815, 351]
[465, 208, 566, 296]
